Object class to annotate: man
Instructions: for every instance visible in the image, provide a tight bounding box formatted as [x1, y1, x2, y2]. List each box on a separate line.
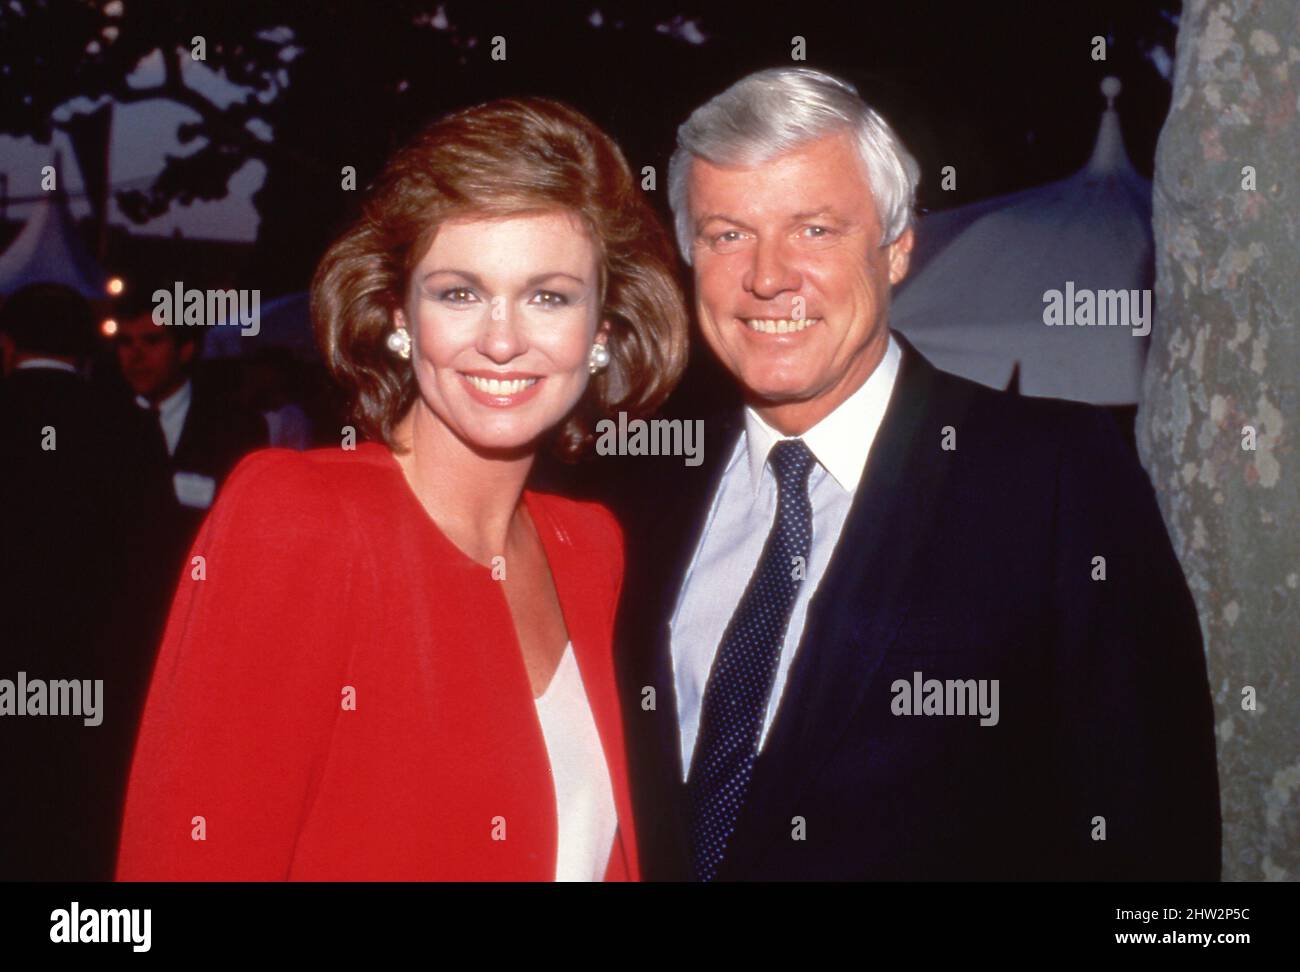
[611, 67, 1220, 881]
[113, 291, 268, 543]
[0, 283, 176, 880]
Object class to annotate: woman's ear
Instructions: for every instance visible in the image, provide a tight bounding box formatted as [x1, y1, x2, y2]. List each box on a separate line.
[596, 319, 611, 345]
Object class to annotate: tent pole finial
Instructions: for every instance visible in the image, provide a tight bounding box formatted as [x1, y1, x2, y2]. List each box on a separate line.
[1101, 75, 1121, 109]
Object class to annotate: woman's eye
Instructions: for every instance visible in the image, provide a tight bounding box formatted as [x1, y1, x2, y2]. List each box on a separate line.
[531, 290, 569, 307]
[439, 287, 477, 304]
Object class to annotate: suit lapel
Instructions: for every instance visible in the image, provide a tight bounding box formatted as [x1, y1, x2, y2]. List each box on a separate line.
[171, 385, 200, 470]
[617, 409, 743, 877]
[719, 336, 967, 875]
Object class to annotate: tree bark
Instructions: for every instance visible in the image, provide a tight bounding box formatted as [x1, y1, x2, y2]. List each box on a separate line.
[1140, 0, 1299, 881]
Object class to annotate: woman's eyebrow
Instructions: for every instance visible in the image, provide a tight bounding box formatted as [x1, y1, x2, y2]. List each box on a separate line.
[421, 268, 485, 288]
[420, 270, 587, 287]
[525, 272, 587, 287]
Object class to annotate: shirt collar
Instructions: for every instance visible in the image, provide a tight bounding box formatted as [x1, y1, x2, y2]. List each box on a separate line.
[136, 377, 192, 419]
[15, 357, 78, 374]
[742, 332, 902, 494]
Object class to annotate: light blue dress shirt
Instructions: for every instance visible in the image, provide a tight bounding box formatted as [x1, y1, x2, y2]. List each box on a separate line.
[670, 334, 902, 778]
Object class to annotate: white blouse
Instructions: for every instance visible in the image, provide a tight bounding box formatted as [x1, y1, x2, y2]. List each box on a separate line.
[533, 643, 618, 881]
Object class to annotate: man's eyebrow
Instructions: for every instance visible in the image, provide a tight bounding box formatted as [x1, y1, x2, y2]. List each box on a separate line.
[695, 209, 846, 232]
[790, 207, 840, 222]
[695, 213, 756, 232]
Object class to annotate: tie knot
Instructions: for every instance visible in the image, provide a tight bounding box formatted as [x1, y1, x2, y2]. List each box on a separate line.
[768, 438, 816, 491]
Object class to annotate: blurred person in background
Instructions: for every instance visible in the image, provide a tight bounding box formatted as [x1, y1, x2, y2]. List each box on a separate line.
[112, 288, 269, 545]
[243, 346, 314, 450]
[0, 282, 175, 880]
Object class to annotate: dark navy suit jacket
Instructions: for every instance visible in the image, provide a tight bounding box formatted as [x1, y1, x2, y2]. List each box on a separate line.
[610, 334, 1221, 881]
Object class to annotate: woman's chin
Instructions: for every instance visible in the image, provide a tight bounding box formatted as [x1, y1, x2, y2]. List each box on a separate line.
[456, 422, 551, 459]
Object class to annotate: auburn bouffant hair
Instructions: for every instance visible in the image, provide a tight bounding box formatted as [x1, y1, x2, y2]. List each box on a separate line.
[311, 97, 689, 459]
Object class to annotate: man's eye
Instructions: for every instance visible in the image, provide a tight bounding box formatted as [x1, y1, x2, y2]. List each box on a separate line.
[804, 225, 830, 238]
[706, 229, 748, 250]
[531, 290, 569, 308]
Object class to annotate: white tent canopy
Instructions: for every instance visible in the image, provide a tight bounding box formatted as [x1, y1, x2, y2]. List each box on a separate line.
[892, 77, 1153, 405]
[0, 154, 107, 299]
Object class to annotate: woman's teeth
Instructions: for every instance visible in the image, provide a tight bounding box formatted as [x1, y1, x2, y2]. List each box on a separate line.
[464, 375, 539, 395]
[744, 318, 820, 334]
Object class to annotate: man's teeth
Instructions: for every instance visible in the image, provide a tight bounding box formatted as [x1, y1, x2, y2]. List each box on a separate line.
[744, 318, 819, 334]
[464, 375, 539, 396]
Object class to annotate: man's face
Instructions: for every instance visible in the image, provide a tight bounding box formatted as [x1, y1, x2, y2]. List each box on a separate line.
[115, 314, 191, 401]
[687, 131, 913, 432]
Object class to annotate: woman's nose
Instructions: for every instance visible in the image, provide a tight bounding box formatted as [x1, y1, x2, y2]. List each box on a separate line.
[476, 300, 527, 362]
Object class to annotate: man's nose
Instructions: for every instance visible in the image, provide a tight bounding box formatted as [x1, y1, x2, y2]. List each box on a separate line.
[743, 237, 802, 299]
[476, 302, 527, 363]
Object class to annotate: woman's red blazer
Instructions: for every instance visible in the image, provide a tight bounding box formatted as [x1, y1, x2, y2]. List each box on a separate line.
[115, 442, 639, 881]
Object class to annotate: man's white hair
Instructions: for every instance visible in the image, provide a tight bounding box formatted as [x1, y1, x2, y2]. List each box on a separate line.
[667, 66, 920, 263]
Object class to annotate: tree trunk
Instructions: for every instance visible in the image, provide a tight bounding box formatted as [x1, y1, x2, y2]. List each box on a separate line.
[1139, 0, 1299, 881]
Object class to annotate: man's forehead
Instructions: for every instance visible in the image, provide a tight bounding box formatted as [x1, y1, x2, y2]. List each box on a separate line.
[688, 132, 875, 221]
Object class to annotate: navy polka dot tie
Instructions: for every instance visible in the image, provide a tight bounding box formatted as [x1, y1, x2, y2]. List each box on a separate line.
[686, 438, 817, 881]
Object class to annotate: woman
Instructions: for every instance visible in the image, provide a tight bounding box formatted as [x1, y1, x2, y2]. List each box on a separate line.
[115, 98, 688, 881]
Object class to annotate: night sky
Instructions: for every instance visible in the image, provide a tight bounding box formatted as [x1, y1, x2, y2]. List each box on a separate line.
[0, 1, 1180, 267]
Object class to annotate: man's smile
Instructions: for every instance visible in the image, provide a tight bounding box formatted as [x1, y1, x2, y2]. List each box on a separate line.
[739, 316, 822, 335]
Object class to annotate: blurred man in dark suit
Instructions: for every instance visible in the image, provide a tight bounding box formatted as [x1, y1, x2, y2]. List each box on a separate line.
[112, 291, 269, 547]
[0, 283, 176, 880]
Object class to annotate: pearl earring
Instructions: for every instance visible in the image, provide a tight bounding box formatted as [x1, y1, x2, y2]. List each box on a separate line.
[588, 342, 610, 374]
[386, 327, 412, 360]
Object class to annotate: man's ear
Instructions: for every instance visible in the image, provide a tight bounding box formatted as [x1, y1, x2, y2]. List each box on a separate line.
[0, 331, 14, 376]
[178, 340, 197, 368]
[887, 225, 915, 286]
